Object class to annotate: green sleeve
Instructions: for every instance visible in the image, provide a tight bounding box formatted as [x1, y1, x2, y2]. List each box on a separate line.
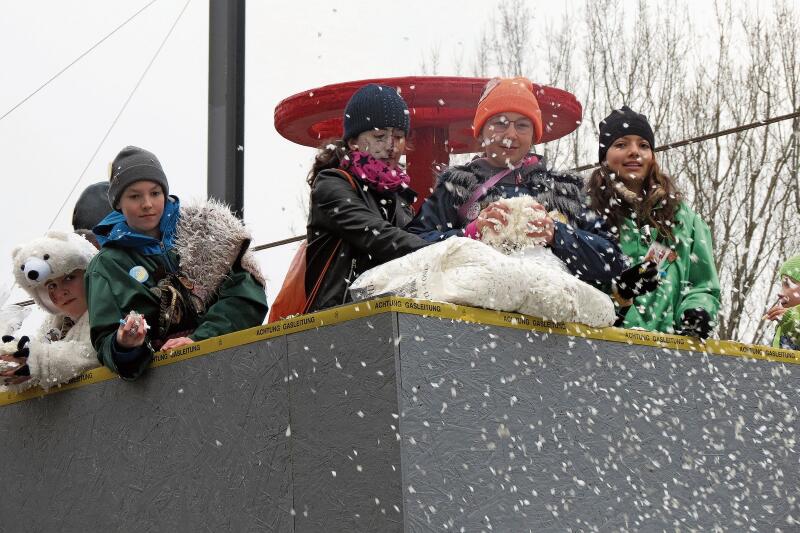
[85, 255, 158, 379]
[773, 307, 800, 348]
[676, 212, 721, 323]
[189, 265, 268, 341]
[86, 269, 120, 368]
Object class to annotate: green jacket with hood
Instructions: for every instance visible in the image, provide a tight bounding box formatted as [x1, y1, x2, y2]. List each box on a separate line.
[619, 202, 721, 334]
[85, 197, 268, 379]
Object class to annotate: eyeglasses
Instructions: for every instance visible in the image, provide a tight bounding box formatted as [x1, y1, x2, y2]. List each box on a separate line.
[486, 116, 534, 135]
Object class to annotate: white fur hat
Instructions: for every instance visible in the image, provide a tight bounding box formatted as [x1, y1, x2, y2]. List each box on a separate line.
[11, 231, 97, 314]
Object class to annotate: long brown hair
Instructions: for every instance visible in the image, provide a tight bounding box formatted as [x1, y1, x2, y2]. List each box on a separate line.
[586, 157, 682, 242]
[307, 139, 349, 187]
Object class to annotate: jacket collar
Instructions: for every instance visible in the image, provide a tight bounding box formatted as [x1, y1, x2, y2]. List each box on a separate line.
[94, 196, 181, 254]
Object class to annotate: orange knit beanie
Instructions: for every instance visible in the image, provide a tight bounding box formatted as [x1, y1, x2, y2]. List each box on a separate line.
[472, 77, 543, 143]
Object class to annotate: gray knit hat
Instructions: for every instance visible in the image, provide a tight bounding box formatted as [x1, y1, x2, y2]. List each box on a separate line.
[108, 146, 169, 209]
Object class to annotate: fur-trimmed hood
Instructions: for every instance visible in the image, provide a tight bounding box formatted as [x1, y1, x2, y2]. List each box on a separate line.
[174, 198, 266, 304]
[438, 156, 588, 225]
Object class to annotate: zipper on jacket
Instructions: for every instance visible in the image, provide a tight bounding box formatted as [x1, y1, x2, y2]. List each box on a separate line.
[343, 258, 357, 304]
[160, 241, 178, 273]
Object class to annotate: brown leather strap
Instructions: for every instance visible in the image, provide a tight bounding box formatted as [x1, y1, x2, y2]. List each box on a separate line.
[303, 239, 342, 314]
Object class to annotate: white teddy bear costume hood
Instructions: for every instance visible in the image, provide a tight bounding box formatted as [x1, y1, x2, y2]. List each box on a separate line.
[4, 231, 99, 392]
[13, 231, 97, 314]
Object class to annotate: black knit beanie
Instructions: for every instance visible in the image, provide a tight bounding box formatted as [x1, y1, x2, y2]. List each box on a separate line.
[598, 106, 656, 162]
[342, 84, 410, 142]
[72, 181, 112, 231]
[108, 146, 169, 209]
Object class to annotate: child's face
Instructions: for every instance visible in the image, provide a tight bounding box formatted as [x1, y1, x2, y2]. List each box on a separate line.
[45, 269, 87, 319]
[779, 276, 800, 308]
[118, 181, 165, 238]
[480, 112, 535, 168]
[348, 128, 407, 168]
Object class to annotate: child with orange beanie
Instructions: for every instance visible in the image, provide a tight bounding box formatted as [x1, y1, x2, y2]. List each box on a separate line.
[407, 77, 625, 287]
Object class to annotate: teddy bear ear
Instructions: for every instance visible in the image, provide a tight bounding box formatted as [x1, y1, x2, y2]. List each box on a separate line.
[11, 245, 22, 260]
[44, 230, 69, 241]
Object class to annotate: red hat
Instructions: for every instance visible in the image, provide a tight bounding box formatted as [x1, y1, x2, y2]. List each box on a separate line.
[472, 77, 543, 143]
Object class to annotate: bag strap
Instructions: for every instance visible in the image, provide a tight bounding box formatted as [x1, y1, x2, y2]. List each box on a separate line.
[303, 240, 342, 314]
[329, 168, 358, 190]
[303, 168, 359, 313]
[456, 156, 538, 221]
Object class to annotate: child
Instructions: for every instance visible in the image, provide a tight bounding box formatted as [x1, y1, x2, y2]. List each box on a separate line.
[85, 146, 268, 380]
[408, 77, 625, 288]
[765, 254, 800, 350]
[304, 84, 429, 311]
[586, 106, 721, 337]
[2, 231, 99, 390]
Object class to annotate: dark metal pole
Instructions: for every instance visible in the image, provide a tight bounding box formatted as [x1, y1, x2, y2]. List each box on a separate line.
[208, 0, 245, 218]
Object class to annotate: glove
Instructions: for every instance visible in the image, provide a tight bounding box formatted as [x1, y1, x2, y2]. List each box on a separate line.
[1, 335, 30, 376]
[678, 308, 713, 339]
[615, 261, 661, 300]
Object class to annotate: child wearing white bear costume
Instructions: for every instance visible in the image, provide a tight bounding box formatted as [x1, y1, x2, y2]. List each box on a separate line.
[1, 231, 100, 391]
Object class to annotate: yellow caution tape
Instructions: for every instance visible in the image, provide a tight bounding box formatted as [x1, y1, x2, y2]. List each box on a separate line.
[1, 296, 797, 407]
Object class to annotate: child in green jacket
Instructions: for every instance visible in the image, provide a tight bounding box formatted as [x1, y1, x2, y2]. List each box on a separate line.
[85, 146, 268, 379]
[764, 255, 800, 350]
[586, 107, 721, 338]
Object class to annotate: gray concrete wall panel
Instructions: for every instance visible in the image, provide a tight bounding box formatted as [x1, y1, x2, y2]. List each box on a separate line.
[287, 312, 404, 532]
[0, 339, 292, 533]
[396, 314, 799, 532]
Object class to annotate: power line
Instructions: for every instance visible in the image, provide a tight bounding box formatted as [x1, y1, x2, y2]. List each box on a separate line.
[251, 108, 800, 255]
[45, 0, 193, 233]
[0, 0, 160, 124]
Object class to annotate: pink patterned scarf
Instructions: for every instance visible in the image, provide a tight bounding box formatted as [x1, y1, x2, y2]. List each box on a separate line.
[340, 151, 411, 193]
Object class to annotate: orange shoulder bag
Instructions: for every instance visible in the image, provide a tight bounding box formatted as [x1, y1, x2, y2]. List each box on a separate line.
[267, 170, 357, 322]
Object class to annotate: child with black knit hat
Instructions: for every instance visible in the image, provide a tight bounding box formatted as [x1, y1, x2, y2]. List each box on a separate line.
[586, 106, 721, 338]
[298, 83, 430, 313]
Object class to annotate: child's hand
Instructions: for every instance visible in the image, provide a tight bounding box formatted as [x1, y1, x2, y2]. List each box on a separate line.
[475, 202, 510, 237]
[525, 203, 555, 245]
[763, 303, 786, 322]
[161, 337, 194, 351]
[116, 312, 149, 349]
[0, 336, 31, 385]
[0, 354, 26, 372]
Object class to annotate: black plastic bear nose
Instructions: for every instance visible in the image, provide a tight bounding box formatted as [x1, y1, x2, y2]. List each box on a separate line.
[27, 271, 39, 281]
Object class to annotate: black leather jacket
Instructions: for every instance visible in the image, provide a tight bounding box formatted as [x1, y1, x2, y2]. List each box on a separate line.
[305, 168, 429, 311]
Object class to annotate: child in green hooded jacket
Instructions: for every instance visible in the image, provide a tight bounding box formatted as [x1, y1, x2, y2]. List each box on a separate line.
[764, 255, 800, 350]
[85, 146, 268, 380]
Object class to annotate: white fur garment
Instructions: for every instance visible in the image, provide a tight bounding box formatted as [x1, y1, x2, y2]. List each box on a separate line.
[350, 237, 615, 328]
[1, 312, 97, 393]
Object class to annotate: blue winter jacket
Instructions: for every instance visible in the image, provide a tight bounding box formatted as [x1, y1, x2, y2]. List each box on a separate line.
[406, 157, 626, 287]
